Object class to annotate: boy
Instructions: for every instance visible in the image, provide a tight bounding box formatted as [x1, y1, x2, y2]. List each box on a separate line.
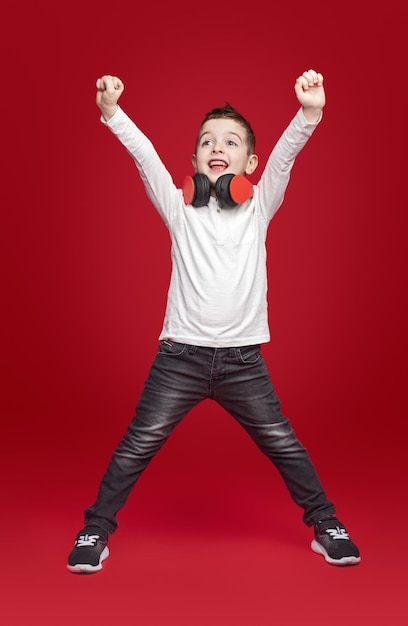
[67, 69, 360, 572]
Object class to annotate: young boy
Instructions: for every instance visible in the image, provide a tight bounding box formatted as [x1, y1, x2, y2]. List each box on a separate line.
[67, 69, 360, 572]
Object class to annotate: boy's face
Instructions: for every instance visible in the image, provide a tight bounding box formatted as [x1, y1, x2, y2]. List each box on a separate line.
[192, 118, 258, 189]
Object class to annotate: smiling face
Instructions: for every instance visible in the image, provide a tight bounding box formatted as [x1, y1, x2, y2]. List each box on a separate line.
[192, 118, 258, 191]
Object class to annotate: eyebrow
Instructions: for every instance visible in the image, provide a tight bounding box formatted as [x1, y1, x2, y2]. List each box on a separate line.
[199, 130, 243, 142]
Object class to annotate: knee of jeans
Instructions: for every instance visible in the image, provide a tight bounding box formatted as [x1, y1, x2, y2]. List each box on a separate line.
[115, 429, 166, 462]
[255, 421, 304, 450]
[123, 412, 180, 448]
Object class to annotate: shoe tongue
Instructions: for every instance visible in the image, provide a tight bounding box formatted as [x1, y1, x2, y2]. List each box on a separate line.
[316, 517, 341, 530]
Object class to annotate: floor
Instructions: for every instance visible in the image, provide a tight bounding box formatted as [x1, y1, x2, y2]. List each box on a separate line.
[3, 405, 406, 626]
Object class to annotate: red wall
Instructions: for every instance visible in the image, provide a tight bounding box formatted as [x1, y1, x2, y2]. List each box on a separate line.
[2, 0, 407, 517]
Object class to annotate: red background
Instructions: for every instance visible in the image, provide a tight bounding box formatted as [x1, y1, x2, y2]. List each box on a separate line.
[2, 1, 407, 624]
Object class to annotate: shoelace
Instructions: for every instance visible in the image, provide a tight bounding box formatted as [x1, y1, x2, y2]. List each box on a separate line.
[76, 533, 101, 547]
[325, 527, 350, 540]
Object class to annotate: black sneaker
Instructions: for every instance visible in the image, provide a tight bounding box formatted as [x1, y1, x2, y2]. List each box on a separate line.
[311, 518, 361, 565]
[67, 526, 109, 573]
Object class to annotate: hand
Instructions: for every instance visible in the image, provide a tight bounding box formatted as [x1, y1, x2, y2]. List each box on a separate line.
[96, 75, 125, 120]
[294, 69, 325, 122]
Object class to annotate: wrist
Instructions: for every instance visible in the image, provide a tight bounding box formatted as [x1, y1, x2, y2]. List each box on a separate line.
[302, 106, 323, 123]
[99, 103, 119, 121]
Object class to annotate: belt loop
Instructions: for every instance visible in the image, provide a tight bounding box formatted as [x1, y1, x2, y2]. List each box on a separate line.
[230, 347, 237, 358]
[188, 344, 198, 354]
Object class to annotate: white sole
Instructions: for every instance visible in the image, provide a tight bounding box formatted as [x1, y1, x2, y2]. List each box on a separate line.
[311, 539, 361, 565]
[67, 546, 109, 573]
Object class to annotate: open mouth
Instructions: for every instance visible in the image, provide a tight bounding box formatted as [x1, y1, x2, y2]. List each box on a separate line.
[209, 159, 228, 172]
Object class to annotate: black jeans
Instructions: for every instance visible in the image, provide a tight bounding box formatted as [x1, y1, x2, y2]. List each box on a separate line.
[85, 342, 335, 533]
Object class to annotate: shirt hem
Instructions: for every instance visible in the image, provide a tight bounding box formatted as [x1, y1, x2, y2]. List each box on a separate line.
[158, 333, 270, 348]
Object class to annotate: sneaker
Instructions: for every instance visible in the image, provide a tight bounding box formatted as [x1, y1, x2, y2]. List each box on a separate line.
[311, 518, 361, 566]
[67, 526, 109, 573]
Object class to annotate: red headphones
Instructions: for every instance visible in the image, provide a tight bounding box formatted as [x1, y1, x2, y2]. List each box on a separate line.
[183, 173, 253, 208]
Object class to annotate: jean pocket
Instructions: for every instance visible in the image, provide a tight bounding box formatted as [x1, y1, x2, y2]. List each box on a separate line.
[158, 340, 187, 357]
[237, 344, 261, 364]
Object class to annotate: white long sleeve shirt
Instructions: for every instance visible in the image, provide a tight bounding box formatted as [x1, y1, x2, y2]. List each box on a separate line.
[103, 107, 320, 347]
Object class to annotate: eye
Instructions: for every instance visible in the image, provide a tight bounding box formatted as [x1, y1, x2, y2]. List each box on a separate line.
[226, 139, 238, 147]
[201, 139, 213, 147]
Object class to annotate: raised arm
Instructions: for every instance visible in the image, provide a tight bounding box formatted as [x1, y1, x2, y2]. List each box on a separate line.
[255, 68, 326, 220]
[94, 75, 181, 224]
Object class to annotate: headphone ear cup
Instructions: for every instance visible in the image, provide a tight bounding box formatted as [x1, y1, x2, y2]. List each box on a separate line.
[215, 174, 253, 208]
[183, 174, 210, 207]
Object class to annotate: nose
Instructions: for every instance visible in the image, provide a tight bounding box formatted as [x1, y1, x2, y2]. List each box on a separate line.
[212, 141, 224, 153]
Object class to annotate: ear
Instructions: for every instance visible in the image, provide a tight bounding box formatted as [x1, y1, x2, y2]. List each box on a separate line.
[191, 154, 198, 172]
[245, 154, 258, 175]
